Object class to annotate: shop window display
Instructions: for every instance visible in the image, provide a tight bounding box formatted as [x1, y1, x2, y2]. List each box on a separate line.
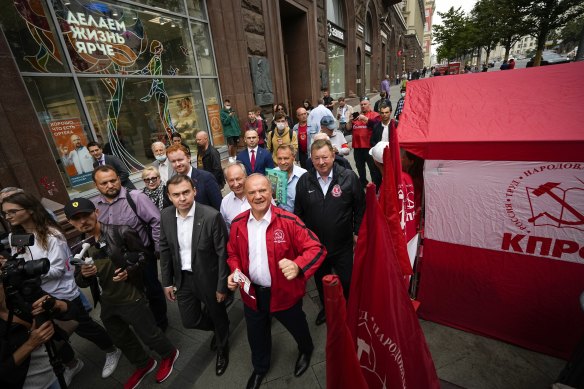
[0, 0, 221, 194]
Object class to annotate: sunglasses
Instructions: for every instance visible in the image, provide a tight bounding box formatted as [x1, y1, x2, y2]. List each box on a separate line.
[143, 177, 159, 183]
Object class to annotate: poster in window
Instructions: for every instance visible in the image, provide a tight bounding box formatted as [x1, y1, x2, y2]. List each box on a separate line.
[49, 118, 94, 187]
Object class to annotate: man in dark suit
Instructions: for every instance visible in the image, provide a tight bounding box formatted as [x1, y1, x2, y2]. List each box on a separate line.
[159, 174, 230, 376]
[88, 141, 136, 189]
[195, 130, 225, 188]
[166, 144, 222, 211]
[237, 130, 274, 175]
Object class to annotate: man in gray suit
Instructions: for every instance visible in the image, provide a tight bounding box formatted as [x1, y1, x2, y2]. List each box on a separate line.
[151, 142, 173, 184]
[159, 174, 230, 376]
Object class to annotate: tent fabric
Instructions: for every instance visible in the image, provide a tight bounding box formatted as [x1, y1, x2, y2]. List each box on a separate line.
[399, 62, 584, 162]
[418, 239, 584, 359]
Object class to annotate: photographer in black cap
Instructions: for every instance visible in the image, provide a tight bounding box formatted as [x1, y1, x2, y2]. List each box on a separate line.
[65, 198, 179, 389]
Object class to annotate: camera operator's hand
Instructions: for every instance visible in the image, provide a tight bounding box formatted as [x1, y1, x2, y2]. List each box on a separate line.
[112, 267, 128, 282]
[26, 320, 54, 348]
[31, 295, 68, 316]
[81, 264, 97, 278]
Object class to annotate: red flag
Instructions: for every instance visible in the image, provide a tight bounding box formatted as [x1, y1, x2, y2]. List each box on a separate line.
[324, 275, 368, 389]
[347, 184, 440, 389]
[379, 142, 412, 276]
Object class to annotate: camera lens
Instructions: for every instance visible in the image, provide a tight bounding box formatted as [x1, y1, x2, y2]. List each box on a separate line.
[22, 258, 50, 277]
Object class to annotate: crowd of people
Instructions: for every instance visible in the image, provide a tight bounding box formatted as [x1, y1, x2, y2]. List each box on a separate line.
[0, 85, 424, 389]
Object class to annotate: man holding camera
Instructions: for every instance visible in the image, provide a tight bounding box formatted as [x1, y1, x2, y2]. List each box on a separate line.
[65, 198, 179, 389]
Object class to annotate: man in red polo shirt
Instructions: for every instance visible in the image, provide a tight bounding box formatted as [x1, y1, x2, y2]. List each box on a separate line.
[350, 97, 381, 188]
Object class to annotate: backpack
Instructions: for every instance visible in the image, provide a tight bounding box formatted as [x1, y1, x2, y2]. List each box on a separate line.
[125, 190, 156, 252]
[269, 129, 293, 152]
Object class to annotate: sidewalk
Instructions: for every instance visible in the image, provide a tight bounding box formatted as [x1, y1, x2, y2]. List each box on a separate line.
[70, 275, 565, 389]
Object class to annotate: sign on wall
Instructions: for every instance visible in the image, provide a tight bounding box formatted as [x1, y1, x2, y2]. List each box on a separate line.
[424, 160, 584, 265]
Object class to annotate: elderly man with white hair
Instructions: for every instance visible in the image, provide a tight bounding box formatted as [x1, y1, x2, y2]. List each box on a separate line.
[151, 141, 173, 184]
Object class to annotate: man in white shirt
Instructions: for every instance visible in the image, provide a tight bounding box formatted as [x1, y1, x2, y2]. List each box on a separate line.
[319, 116, 350, 156]
[68, 134, 94, 174]
[370, 104, 396, 148]
[159, 174, 230, 376]
[307, 98, 332, 131]
[226, 174, 326, 389]
[335, 97, 353, 135]
[220, 162, 251, 231]
[151, 142, 173, 184]
[274, 145, 306, 212]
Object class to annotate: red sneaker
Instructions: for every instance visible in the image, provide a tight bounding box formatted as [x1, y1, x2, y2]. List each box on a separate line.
[156, 349, 179, 383]
[124, 358, 157, 389]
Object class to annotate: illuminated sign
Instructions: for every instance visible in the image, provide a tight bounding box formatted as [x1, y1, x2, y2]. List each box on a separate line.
[66, 12, 127, 55]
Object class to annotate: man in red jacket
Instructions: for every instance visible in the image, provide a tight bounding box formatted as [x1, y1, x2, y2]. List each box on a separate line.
[226, 174, 326, 389]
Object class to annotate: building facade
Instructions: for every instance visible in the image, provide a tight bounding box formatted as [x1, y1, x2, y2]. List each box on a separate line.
[400, 0, 425, 72]
[423, 0, 435, 67]
[0, 0, 403, 204]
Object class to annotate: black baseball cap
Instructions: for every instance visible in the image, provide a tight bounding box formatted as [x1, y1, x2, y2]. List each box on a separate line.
[64, 198, 96, 219]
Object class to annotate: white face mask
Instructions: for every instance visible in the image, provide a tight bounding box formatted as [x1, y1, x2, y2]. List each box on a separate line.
[276, 122, 286, 131]
[155, 155, 167, 162]
[401, 92, 406, 97]
[224, 105, 231, 110]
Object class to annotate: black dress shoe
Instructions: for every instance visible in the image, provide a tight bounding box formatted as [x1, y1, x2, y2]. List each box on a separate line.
[294, 351, 312, 377]
[246, 371, 265, 389]
[216, 351, 229, 376]
[315, 309, 326, 326]
[210, 334, 217, 351]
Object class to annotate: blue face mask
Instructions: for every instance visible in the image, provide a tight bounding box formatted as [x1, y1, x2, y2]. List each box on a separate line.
[155, 155, 167, 162]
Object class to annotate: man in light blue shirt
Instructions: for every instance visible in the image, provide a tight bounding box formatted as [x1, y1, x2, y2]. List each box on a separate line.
[274, 145, 307, 212]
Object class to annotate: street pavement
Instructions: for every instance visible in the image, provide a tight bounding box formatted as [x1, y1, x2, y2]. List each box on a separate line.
[67, 76, 567, 388]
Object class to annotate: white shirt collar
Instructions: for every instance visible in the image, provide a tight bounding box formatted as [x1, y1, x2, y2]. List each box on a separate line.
[316, 168, 333, 181]
[248, 146, 259, 154]
[186, 165, 193, 177]
[176, 203, 196, 219]
[248, 206, 272, 223]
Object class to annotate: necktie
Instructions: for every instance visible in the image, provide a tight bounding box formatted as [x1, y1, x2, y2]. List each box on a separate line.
[250, 150, 256, 171]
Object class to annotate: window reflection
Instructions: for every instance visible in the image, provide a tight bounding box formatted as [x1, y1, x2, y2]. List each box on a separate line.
[192, 21, 216, 76]
[328, 42, 345, 99]
[79, 77, 207, 164]
[24, 77, 96, 192]
[0, 0, 68, 73]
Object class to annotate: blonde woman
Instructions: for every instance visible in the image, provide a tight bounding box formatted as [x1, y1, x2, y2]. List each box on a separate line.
[141, 166, 169, 210]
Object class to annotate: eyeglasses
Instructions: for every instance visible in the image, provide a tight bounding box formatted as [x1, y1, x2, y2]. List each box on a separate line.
[143, 177, 159, 183]
[1, 208, 25, 217]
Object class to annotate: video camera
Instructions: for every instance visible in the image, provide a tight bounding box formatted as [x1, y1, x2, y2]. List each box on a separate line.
[0, 233, 51, 324]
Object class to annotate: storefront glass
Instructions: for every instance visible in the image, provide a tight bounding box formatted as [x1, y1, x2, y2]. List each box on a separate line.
[0, 0, 221, 195]
[328, 42, 345, 99]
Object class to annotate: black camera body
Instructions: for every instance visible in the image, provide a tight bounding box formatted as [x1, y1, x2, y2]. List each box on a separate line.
[0, 233, 51, 323]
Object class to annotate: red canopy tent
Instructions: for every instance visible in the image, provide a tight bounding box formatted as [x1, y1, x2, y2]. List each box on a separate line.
[399, 62, 584, 359]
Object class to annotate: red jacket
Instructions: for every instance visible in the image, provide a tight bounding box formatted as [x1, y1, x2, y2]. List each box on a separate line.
[227, 206, 326, 312]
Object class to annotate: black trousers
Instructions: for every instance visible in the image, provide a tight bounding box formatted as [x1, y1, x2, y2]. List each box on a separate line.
[244, 286, 313, 374]
[59, 295, 114, 364]
[142, 256, 168, 328]
[176, 271, 230, 352]
[298, 150, 308, 169]
[353, 148, 382, 189]
[314, 250, 353, 306]
[101, 297, 175, 368]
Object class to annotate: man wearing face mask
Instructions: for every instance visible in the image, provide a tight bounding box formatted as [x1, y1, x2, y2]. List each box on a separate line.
[151, 142, 173, 184]
[267, 112, 298, 164]
[395, 87, 407, 124]
[220, 99, 242, 162]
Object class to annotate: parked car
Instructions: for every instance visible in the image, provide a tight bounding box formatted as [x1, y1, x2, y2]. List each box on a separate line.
[526, 51, 570, 67]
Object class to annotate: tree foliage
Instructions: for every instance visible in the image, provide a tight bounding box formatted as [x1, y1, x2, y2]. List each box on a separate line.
[524, 0, 584, 65]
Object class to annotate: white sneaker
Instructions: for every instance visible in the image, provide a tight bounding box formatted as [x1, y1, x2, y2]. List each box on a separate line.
[102, 347, 122, 378]
[64, 359, 84, 385]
